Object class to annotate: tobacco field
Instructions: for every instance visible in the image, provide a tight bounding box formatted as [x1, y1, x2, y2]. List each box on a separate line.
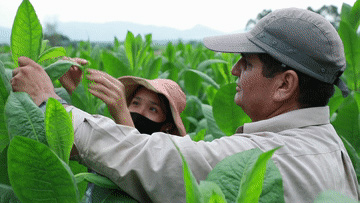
[1, 0, 360, 202]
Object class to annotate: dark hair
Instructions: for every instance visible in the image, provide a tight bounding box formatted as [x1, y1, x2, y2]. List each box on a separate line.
[257, 53, 335, 108]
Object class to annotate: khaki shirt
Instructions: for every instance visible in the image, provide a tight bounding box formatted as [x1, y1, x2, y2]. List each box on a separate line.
[68, 106, 360, 202]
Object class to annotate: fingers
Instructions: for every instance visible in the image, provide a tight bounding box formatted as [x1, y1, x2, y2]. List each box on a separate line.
[18, 56, 38, 67]
[74, 58, 88, 66]
[63, 57, 88, 66]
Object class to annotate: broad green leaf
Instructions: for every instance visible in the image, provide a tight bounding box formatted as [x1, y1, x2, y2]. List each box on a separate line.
[144, 57, 162, 79]
[0, 146, 10, 185]
[340, 136, 360, 182]
[75, 173, 118, 189]
[11, 0, 43, 67]
[69, 161, 88, 200]
[4, 92, 46, 144]
[44, 59, 83, 82]
[187, 69, 220, 89]
[236, 147, 281, 203]
[197, 59, 228, 72]
[45, 98, 74, 164]
[202, 104, 226, 139]
[332, 93, 360, 150]
[8, 136, 79, 202]
[125, 31, 136, 70]
[40, 39, 49, 53]
[101, 50, 131, 78]
[314, 190, 359, 203]
[198, 181, 226, 203]
[192, 129, 206, 142]
[206, 148, 284, 203]
[213, 83, 251, 136]
[0, 61, 11, 152]
[338, 21, 360, 91]
[328, 88, 345, 117]
[99, 189, 138, 203]
[38, 47, 66, 63]
[184, 70, 203, 95]
[349, 0, 360, 30]
[0, 184, 21, 203]
[171, 139, 203, 203]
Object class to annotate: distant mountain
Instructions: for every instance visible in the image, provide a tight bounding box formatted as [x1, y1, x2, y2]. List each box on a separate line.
[57, 21, 225, 42]
[0, 26, 11, 44]
[0, 22, 225, 45]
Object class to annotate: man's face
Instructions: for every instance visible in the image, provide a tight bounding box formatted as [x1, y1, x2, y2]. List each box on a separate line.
[231, 54, 275, 121]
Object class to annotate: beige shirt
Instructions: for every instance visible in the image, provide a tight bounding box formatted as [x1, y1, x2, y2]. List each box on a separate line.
[68, 105, 360, 203]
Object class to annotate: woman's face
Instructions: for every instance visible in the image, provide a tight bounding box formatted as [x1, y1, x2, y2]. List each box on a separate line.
[128, 87, 167, 123]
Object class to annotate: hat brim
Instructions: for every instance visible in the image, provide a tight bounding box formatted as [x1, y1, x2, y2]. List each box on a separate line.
[203, 32, 266, 53]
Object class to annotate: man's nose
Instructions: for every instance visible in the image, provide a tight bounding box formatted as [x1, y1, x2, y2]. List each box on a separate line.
[231, 59, 243, 76]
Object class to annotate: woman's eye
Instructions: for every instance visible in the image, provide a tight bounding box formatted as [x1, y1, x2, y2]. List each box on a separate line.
[131, 101, 139, 106]
[150, 107, 158, 113]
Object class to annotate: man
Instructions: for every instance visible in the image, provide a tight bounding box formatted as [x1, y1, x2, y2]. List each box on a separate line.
[11, 8, 359, 202]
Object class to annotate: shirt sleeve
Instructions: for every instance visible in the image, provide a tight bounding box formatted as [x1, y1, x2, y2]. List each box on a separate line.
[66, 106, 260, 202]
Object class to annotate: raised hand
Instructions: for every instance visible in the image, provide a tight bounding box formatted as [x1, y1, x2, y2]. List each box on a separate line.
[11, 56, 61, 105]
[59, 57, 88, 95]
[86, 69, 134, 127]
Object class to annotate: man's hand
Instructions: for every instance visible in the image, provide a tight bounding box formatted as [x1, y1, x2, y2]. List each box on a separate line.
[59, 57, 88, 95]
[11, 56, 61, 106]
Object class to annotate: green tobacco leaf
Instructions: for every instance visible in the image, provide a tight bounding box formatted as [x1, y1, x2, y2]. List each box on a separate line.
[332, 93, 360, 150]
[8, 136, 79, 202]
[184, 70, 203, 95]
[69, 161, 88, 200]
[101, 50, 131, 78]
[213, 83, 251, 136]
[4, 92, 46, 144]
[171, 139, 203, 203]
[11, 0, 43, 67]
[0, 61, 11, 152]
[338, 21, 360, 91]
[125, 31, 136, 70]
[0, 184, 21, 203]
[187, 69, 220, 89]
[236, 147, 282, 203]
[314, 190, 359, 203]
[198, 181, 226, 203]
[45, 98, 74, 164]
[206, 148, 284, 203]
[75, 173, 118, 189]
[202, 104, 226, 139]
[144, 57, 162, 79]
[197, 59, 227, 72]
[38, 47, 66, 63]
[340, 136, 360, 182]
[44, 59, 83, 82]
[0, 146, 10, 185]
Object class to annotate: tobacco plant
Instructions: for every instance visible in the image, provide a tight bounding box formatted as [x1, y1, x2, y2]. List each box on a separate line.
[1, 0, 360, 202]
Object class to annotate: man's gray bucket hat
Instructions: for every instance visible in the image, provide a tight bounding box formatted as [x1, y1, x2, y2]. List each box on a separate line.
[204, 8, 349, 97]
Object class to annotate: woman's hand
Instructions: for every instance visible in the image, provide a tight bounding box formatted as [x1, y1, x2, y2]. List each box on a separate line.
[59, 57, 88, 95]
[86, 69, 134, 127]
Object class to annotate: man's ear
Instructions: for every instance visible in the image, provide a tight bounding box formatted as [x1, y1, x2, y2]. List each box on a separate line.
[273, 70, 299, 102]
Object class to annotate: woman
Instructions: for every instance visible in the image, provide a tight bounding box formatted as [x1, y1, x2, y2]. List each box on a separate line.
[60, 59, 187, 202]
[59, 58, 186, 137]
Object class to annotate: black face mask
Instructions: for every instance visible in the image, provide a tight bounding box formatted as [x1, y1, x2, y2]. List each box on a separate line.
[130, 112, 165, 134]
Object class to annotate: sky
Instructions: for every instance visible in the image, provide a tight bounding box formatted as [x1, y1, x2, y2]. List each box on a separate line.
[0, 0, 357, 33]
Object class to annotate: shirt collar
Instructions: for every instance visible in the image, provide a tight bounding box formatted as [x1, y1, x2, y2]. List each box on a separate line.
[236, 106, 330, 134]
